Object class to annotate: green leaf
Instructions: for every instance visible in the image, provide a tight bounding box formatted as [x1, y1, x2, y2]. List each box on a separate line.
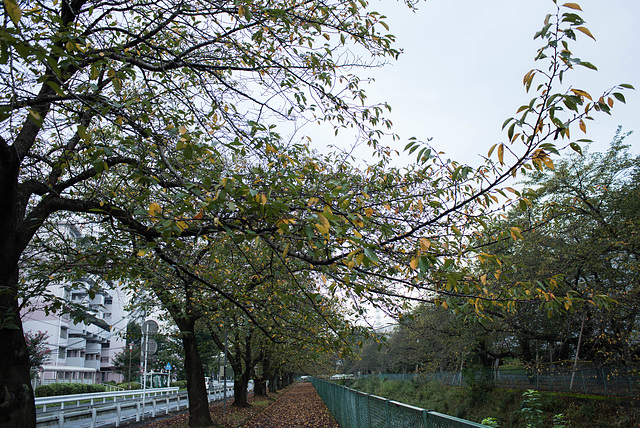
[619, 83, 635, 90]
[364, 248, 379, 264]
[613, 93, 626, 103]
[569, 142, 582, 155]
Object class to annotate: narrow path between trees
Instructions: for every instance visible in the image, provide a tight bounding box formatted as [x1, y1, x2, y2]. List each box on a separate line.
[240, 382, 338, 428]
[133, 382, 337, 428]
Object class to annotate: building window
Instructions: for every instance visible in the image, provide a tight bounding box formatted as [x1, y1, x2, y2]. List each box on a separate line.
[60, 327, 68, 339]
[104, 313, 112, 320]
[58, 347, 66, 359]
[105, 298, 113, 305]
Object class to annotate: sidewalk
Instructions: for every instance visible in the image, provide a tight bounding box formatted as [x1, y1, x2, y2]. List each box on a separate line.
[241, 382, 339, 428]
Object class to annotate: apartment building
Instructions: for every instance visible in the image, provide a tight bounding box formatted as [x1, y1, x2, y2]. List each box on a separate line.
[22, 278, 131, 385]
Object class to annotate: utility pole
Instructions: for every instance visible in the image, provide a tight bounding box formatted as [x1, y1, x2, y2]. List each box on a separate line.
[223, 322, 228, 416]
[140, 320, 158, 419]
[128, 343, 133, 384]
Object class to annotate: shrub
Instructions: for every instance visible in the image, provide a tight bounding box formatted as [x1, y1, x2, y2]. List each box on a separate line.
[34, 383, 106, 397]
[171, 381, 187, 389]
[116, 382, 141, 390]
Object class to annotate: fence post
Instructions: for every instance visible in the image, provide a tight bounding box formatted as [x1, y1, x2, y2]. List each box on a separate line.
[136, 402, 141, 422]
[166, 396, 170, 414]
[355, 391, 360, 428]
[385, 399, 390, 428]
[58, 412, 64, 428]
[422, 409, 428, 428]
[116, 403, 121, 427]
[91, 407, 97, 428]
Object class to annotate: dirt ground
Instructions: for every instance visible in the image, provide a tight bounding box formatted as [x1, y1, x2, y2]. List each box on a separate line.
[134, 382, 338, 428]
[240, 382, 339, 428]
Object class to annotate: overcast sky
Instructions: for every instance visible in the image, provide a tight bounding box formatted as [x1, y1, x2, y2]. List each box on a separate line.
[305, 0, 639, 170]
[323, 0, 639, 328]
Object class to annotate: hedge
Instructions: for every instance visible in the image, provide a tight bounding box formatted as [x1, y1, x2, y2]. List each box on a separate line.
[35, 383, 107, 397]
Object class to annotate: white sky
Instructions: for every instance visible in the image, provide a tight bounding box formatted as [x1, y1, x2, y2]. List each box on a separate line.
[313, 0, 639, 328]
[304, 0, 639, 170]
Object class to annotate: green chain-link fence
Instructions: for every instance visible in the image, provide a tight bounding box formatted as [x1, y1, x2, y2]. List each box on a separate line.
[361, 367, 639, 397]
[311, 377, 488, 428]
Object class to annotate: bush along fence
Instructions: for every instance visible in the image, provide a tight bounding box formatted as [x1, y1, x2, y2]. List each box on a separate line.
[310, 377, 487, 428]
[361, 366, 639, 398]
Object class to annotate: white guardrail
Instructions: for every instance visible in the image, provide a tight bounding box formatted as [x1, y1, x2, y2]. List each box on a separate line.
[35, 387, 179, 411]
[35, 383, 241, 427]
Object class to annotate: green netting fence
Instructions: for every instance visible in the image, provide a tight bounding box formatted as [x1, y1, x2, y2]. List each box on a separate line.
[310, 377, 487, 428]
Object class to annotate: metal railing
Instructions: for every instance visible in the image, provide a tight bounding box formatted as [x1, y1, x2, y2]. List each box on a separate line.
[311, 377, 488, 428]
[35, 386, 180, 411]
[35, 383, 241, 427]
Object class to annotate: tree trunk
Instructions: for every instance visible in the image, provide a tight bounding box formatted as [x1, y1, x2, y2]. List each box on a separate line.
[180, 323, 213, 427]
[0, 152, 36, 428]
[233, 375, 249, 408]
[0, 291, 36, 428]
[268, 373, 277, 393]
[253, 356, 270, 397]
[253, 379, 267, 396]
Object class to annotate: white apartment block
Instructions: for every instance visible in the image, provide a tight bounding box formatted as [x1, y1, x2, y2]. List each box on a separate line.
[21, 222, 133, 386]
[22, 279, 130, 385]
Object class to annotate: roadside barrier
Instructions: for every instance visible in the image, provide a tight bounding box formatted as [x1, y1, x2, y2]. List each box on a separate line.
[310, 377, 488, 428]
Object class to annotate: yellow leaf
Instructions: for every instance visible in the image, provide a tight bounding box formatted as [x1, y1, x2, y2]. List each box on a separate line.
[177, 221, 188, 231]
[137, 248, 149, 257]
[441, 300, 448, 309]
[576, 26, 596, 41]
[365, 207, 373, 217]
[419, 238, 431, 252]
[410, 258, 419, 270]
[149, 202, 161, 216]
[497, 144, 504, 165]
[194, 210, 203, 220]
[510, 226, 523, 240]
[316, 213, 330, 235]
[562, 2, 582, 10]
[480, 274, 487, 285]
[541, 156, 554, 170]
[4, 0, 21, 25]
[579, 119, 587, 134]
[238, 5, 245, 16]
[354, 229, 362, 239]
[571, 89, 592, 100]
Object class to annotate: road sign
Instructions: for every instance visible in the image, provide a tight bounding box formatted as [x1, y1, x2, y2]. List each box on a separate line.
[142, 320, 158, 335]
[143, 338, 158, 354]
[165, 363, 172, 371]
